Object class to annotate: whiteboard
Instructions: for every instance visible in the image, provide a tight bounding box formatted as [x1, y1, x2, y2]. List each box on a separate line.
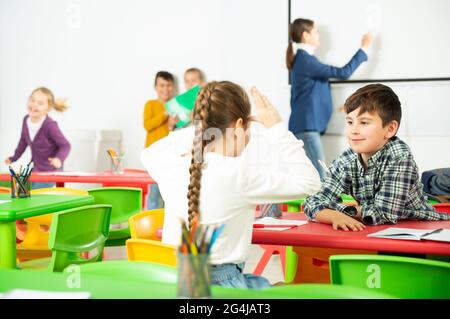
[290, 0, 450, 80]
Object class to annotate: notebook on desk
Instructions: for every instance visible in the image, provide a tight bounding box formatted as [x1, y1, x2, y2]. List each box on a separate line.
[367, 227, 450, 243]
[253, 217, 308, 231]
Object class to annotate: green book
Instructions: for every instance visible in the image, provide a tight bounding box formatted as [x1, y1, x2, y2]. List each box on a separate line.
[165, 85, 200, 128]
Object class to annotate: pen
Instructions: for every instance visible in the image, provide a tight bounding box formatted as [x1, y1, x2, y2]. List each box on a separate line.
[423, 228, 444, 237]
[9, 166, 27, 194]
[198, 225, 210, 254]
[253, 224, 299, 228]
[207, 224, 225, 253]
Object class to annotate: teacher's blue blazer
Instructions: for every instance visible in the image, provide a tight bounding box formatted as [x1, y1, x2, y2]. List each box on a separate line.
[289, 48, 367, 134]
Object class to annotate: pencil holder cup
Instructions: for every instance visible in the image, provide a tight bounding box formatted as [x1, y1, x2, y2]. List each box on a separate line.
[110, 156, 124, 174]
[177, 252, 211, 299]
[10, 176, 31, 198]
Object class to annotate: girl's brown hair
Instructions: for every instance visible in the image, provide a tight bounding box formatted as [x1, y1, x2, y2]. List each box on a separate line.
[187, 81, 251, 229]
[286, 18, 314, 70]
[31, 87, 69, 112]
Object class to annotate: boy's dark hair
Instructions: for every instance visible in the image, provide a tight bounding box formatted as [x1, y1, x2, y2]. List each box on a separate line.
[154, 71, 174, 86]
[344, 83, 402, 128]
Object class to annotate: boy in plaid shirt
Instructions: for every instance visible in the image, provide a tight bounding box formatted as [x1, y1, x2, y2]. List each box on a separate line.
[304, 84, 450, 231]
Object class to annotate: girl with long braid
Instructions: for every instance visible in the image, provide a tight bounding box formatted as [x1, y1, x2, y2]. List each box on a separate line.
[142, 81, 321, 289]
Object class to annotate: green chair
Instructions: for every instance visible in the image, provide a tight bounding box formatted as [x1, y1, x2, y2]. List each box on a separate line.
[286, 199, 305, 212]
[87, 187, 142, 246]
[286, 194, 356, 213]
[19, 204, 112, 272]
[263, 283, 395, 299]
[66, 260, 176, 284]
[330, 254, 450, 298]
[284, 194, 358, 283]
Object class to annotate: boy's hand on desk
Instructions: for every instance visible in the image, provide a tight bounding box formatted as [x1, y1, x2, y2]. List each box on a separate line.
[4, 158, 11, 165]
[250, 86, 282, 128]
[316, 209, 366, 232]
[332, 212, 365, 231]
[48, 157, 62, 169]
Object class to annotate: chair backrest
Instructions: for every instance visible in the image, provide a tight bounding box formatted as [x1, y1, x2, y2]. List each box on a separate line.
[287, 194, 357, 213]
[0, 186, 10, 193]
[31, 187, 89, 196]
[47, 204, 112, 272]
[68, 260, 176, 284]
[433, 203, 450, 214]
[126, 239, 176, 267]
[264, 283, 394, 299]
[330, 254, 450, 298]
[87, 187, 142, 225]
[129, 209, 164, 240]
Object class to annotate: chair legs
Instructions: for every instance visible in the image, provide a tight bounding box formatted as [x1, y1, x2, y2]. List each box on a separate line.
[253, 245, 286, 277]
[82, 250, 107, 260]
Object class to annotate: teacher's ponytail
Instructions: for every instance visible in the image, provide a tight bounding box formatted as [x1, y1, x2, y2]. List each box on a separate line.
[286, 18, 315, 70]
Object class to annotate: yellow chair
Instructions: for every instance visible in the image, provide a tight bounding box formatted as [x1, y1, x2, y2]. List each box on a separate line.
[16, 187, 89, 260]
[129, 209, 164, 240]
[30, 187, 89, 196]
[0, 186, 10, 193]
[126, 238, 176, 267]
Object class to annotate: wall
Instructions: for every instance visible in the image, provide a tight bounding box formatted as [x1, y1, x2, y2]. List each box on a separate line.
[0, 0, 448, 176]
[291, 0, 450, 79]
[290, 0, 450, 172]
[0, 0, 289, 171]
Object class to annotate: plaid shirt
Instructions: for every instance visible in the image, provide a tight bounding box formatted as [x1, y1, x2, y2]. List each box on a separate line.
[304, 137, 450, 225]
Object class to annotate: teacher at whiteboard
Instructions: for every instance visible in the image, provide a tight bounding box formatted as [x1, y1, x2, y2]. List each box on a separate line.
[286, 18, 372, 181]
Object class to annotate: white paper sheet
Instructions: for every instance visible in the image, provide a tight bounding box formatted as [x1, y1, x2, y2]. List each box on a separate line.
[36, 171, 97, 176]
[253, 227, 293, 231]
[253, 217, 308, 226]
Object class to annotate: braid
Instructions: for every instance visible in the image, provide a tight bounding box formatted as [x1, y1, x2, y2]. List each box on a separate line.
[186, 81, 251, 230]
[187, 84, 215, 229]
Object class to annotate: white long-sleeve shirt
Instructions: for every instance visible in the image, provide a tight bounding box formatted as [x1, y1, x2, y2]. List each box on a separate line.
[141, 122, 321, 265]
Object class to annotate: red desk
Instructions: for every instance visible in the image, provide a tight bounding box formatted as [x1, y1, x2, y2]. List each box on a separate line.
[252, 213, 450, 256]
[0, 169, 155, 208]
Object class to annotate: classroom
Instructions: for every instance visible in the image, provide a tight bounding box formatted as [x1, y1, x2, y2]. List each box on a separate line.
[0, 0, 449, 306]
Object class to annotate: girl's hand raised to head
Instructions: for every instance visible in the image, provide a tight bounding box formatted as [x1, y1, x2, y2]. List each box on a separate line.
[250, 87, 282, 128]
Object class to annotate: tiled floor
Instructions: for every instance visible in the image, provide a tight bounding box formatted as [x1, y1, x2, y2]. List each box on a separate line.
[106, 244, 285, 284]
